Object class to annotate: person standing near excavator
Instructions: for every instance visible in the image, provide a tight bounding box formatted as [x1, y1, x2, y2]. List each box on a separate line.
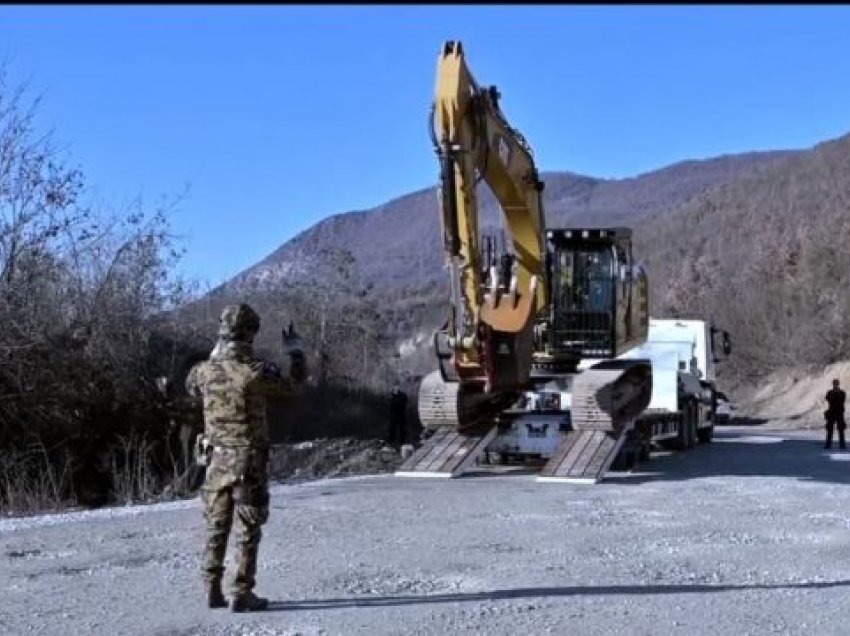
[186, 303, 306, 612]
[824, 378, 846, 450]
[387, 383, 408, 448]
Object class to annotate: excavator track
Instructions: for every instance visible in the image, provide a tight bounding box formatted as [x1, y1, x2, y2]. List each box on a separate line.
[570, 361, 653, 433]
[417, 370, 516, 432]
[539, 360, 652, 483]
[401, 369, 519, 479]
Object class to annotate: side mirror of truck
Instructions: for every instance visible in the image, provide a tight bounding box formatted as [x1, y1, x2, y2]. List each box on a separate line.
[722, 332, 732, 356]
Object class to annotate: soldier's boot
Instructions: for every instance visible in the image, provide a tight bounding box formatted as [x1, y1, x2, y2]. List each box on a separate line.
[206, 579, 227, 609]
[230, 591, 269, 613]
[231, 523, 265, 612]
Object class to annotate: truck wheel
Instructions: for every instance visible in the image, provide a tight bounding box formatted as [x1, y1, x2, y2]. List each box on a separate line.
[673, 400, 697, 451]
[611, 433, 638, 471]
[686, 401, 698, 449]
[611, 448, 636, 471]
[697, 422, 714, 444]
[672, 408, 688, 451]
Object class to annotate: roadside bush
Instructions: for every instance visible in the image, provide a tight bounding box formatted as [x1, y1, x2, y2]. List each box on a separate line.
[0, 69, 198, 514]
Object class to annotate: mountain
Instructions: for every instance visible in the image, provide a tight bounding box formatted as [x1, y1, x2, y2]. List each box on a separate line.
[634, 131, 850, 382]
[224, 150, 794, 295]
[203, 130, 850, 384]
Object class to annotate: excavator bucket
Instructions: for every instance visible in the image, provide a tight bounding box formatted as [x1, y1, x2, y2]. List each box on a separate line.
[479, 276, 538, 392]
[478, 276, 537, 334]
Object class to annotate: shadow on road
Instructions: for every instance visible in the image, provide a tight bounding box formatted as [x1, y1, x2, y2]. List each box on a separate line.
[462, 466, 544, 478]
[725, 417, 769, 427]
[609, 427, 850, 486]
[266, 579, 850, 612]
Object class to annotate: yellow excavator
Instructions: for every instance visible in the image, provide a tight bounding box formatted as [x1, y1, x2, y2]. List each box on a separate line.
[398, 41, 657, 482]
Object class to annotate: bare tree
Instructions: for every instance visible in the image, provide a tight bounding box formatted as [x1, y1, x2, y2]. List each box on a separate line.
[0, 67, 199, 512]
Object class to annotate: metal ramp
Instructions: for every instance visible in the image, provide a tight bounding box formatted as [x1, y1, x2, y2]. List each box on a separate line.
[536, 429, 627, 484]
[396, 426, 497, 478]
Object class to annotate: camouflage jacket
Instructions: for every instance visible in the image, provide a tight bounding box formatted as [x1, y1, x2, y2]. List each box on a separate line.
[185, 340, 302, 449]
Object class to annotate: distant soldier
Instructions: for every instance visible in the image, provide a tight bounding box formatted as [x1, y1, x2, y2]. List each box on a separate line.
[186, 304, 306, 612]
[387, 383, 408, 448]
[824, 378, 846, 450]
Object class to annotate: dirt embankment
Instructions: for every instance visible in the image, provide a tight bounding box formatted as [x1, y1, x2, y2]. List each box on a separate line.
[269, 438, 405, 482]
[733, 361, 850, 427]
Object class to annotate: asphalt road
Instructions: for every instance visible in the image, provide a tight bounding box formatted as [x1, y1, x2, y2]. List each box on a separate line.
[2, 425, 849, 636]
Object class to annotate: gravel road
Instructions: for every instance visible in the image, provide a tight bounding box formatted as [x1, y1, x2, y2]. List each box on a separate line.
[2, 425, 849, 636]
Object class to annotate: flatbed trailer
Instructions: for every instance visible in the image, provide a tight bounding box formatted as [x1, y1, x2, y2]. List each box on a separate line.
[398, 318, 731, 483]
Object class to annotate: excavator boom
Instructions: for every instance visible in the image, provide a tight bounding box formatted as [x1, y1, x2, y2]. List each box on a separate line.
[430, 41, 547, 400]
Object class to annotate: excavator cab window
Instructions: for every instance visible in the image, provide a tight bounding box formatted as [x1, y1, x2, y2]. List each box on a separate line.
[584, 251, 614, 311]
[554, 247, 614, 311]
[551, 243, 617, 356]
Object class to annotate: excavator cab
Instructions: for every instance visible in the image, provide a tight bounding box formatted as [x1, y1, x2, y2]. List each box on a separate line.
[545, 228, 649, 362]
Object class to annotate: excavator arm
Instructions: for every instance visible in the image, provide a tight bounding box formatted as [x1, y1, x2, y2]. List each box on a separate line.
[418, 41, 551, 432]
[432, 40, 547, 392]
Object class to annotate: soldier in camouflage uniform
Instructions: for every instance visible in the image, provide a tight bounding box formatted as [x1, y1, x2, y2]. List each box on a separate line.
[186, 303, 306, 612]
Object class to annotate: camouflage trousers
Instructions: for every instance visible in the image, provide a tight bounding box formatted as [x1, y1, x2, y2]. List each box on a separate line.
[200, 446, 270, 595]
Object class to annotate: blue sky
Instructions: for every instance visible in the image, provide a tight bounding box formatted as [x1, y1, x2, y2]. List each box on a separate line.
[2, 5, 850, 287]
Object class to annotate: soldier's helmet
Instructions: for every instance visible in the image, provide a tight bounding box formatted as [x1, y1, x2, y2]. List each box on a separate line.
[218, 303, 261, 342]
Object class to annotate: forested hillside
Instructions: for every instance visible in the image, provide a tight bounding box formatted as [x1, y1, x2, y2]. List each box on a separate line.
[636, 133, 850, 383]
